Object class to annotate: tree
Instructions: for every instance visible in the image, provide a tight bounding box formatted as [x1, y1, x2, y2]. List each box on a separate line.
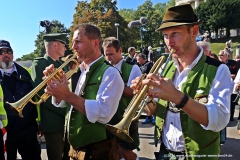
[18, 20, 70, 61]
[70, 0, 133, 52]
[132, 0, 169, 48]
[195, 0, 240, 39]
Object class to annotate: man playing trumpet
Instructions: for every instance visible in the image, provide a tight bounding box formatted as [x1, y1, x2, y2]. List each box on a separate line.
[131, 4, 232, 159]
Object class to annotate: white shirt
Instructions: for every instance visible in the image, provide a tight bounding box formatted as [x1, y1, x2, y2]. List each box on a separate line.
[162, 47, 232, 152]
[114, 59, 142, 87]
[53, 56, 124, 129]
[234, 69, 240, 94]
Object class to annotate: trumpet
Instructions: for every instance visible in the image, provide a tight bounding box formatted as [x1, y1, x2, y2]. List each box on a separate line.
[105, 49, 175, 143]
[6, 53, 79, 118]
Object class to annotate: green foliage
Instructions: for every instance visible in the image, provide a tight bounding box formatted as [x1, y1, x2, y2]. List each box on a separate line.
[70, 0, 133, 52]
[17, 20, 71, 61]
[195, 0, 240, 38]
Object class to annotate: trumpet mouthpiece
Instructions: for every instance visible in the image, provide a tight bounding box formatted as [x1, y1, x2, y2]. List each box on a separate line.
[170, 48, 176, 53]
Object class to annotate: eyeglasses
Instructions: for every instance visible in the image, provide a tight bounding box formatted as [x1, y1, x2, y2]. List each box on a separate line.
[218, 54, 225, 57]
[0, 49, 13, 55]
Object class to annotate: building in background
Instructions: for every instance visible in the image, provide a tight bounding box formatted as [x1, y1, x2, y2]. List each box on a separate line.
[175, 0, 239, 38]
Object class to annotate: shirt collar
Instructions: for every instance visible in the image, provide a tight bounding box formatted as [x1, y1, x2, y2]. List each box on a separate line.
[172, 46, 203, 72]
[79, 55, 103, 72]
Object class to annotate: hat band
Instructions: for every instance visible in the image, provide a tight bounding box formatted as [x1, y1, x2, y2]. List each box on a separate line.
[161, 19, 198, 24]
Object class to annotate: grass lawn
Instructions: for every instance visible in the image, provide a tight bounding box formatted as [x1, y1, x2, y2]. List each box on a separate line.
[210, 36, 240, 57]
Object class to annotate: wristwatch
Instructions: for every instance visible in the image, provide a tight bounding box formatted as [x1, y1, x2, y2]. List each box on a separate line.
[175, 94, 189, 109]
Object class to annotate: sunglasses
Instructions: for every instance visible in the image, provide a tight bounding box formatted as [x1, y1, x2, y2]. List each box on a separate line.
[0, 49, 13, 55]
[218, 54, 225, 57]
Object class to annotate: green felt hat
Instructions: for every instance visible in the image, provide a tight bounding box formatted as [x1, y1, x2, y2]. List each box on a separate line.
[43, 33, 67, 44]
[156, 4, 203, 31]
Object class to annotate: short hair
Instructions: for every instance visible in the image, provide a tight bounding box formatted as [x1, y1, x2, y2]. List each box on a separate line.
[128, 47, 135, 53]
[148, 46, 152, 50]
[137, 53, 146, 60]
[219, 50, 228, 55]
[74, 23, 101, 50]
[102, 37, 121, 52]
[197, 41, 210, 51]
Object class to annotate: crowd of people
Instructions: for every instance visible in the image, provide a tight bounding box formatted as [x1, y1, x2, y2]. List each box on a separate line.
[0, 3, 239, 160]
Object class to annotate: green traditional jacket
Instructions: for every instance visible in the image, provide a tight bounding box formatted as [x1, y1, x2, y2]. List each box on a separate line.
[31, 54, 67, 133]
[155, 54, 222, 159]
[67, 57, 111, 148]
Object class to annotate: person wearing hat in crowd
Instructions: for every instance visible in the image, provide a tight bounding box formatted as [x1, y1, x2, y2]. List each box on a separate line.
[0, 40, 41, 159]
[131, 4, 232, 159]
[31, 33, 70, 160]
[42, 24, 124, 160]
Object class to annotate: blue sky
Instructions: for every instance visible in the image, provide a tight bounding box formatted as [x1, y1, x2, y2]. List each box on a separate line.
[0, 0, 168, 60]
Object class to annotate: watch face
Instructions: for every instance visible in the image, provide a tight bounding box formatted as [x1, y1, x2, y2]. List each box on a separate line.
[168, 102, 180, 113]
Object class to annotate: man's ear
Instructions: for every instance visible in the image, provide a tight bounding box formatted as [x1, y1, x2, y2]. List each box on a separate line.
[192, 25, 199, 37]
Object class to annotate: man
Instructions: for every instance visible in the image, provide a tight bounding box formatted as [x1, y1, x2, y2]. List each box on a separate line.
[102, 37, 142, 160]
[31, 33, 70, 160]
[131, 4, 232, 159]
[225, 40, 233, 59]
[147, 46, 155, 63]
[218, 49, 237, 121]
[136, 53, 155, 124]
[43, 23, 124, 160]
[125, 47, 137, 64]
[0, 40, 41, 159]
[197, 41, 211, 56]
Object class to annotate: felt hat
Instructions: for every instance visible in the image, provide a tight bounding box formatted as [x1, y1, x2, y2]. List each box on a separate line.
[156, 4, 203, 31]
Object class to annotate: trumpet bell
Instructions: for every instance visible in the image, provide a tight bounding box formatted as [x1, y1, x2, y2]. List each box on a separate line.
[7, 102, 24, 118]
[105, 124, 133, 143]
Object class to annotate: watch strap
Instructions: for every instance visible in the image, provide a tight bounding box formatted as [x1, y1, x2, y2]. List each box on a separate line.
[176, 94, 189, 109]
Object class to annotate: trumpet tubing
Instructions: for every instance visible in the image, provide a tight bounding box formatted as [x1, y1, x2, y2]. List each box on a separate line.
[106, 49, 175, 142]
[6, 54, 79, 118]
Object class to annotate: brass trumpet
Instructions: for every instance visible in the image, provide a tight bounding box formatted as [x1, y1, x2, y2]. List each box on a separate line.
[7, 53, 79, 118]
[105, 49, 175, 143]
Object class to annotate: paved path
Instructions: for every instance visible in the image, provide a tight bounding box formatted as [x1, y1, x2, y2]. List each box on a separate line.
[17, 107, 240, 160]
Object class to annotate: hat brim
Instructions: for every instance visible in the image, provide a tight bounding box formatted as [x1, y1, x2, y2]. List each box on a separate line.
[155, 21, 203, 32]
[0, 46, 12, 50]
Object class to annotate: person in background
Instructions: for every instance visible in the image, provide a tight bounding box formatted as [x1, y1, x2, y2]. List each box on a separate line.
[103, 37, 142, 160]
[218, 49, 237, 121]
[136, 53, 155, 124]
[147, 46, 155, 63]
[233, 69, 240, 134]
[235, 55, 240, 61]
[31, 33, 70, 160]
[43, 23, 124, 160]
[225, 40, 233, 60]
[125, 47, 137, 64]
[131, 4, 232, 159]
[197, 41, 211, 56]
[0, 40, 41, 160]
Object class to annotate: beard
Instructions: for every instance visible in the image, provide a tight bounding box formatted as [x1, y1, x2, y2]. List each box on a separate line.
[1, 61, 14, 69]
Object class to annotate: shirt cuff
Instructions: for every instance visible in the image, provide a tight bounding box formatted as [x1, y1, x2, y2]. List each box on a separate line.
[51, 97, 65, 107]
[201, 103, 218, 131]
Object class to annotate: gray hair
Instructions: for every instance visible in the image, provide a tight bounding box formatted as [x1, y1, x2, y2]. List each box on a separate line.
[197, 41, 210, 51]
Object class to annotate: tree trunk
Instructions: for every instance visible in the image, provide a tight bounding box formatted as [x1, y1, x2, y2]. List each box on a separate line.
[226, 28, 231, 38]
[215, 28, 219, 40]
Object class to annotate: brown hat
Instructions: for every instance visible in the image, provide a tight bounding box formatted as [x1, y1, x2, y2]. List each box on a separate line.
[156, 4, 203, 31]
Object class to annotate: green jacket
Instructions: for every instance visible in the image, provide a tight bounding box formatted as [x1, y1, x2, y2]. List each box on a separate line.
[67, 57, 111, 148]
[155, 54, 222, 159]
[31, 54, 67, 133]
